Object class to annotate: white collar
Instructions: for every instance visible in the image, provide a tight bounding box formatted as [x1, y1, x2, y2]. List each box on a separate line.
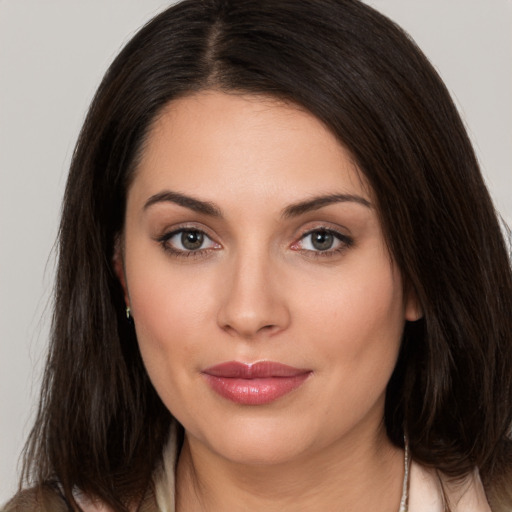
[408, 459, 491, 512]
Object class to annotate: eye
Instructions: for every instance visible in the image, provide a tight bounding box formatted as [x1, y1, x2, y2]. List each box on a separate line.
[158, 228, 220, 255]
[303, 230, 338, 251]
[292, 228, 353, 255]
[178, 230, 207, 250]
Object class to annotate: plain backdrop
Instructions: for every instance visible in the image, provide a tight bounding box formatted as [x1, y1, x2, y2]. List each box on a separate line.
[1, 0, 510, 503]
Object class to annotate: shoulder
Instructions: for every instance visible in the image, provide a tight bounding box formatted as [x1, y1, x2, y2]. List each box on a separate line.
[1, 487, 114, 512]
[409, 460, 492, 512]
[1, 487, 157, 512]
[1, 486, 70, 512]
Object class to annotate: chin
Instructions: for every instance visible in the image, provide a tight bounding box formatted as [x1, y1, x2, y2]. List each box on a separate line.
[214, 437, 311, 467]
[188, 414, 326, 467]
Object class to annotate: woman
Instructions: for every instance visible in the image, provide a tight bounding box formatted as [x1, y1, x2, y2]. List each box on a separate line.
[3, 0, 512, 511]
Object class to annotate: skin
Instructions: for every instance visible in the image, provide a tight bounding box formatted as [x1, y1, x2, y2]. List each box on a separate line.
[115, 91, 422, 511]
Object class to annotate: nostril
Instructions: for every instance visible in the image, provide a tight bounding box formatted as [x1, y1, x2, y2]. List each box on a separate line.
[220, 321, 280, 339]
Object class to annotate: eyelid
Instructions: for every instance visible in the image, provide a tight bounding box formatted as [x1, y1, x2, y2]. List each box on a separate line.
[155, 221, 218, 241]
[154, 222, 353, 260]
[156, 224, 222, 258]
[290, 225, 354, 255]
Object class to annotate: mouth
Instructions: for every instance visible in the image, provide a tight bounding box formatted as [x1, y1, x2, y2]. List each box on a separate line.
[201, 361, 312, 405]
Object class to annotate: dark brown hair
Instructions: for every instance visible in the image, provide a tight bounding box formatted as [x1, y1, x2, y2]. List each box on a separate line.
[12, 0, 512, 510]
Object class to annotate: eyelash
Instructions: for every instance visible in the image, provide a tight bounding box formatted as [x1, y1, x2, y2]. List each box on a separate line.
[157, 227, 219, 259]
[156, 227, 353, 259]
[292, 227, 354, 258]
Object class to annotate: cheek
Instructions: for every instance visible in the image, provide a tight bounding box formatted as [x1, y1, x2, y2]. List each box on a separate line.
[126, 261, 221, 423]
[125, 248, 218, 379]
[296, 254, 405, 383]
[291, 259, 405, 434]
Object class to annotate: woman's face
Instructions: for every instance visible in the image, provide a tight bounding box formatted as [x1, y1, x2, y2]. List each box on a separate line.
[117, 91, 420, 465]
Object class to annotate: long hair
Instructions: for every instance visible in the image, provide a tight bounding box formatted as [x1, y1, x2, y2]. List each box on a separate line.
[17, 0, 512, 510]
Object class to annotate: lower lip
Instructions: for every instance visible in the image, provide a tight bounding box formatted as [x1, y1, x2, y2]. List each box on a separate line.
[202, 374, 311, 405]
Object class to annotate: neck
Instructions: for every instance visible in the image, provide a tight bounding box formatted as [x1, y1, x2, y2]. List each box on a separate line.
[175, 425, 404, 512]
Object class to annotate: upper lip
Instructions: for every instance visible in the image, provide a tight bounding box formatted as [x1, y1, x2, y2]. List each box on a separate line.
[202, 361, 310, 378]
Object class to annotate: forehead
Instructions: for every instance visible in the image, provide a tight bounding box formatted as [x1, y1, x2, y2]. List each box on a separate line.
[131, 91, 371, 207]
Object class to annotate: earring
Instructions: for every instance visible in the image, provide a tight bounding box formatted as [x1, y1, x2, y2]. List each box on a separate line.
[126, 306, 131, 320]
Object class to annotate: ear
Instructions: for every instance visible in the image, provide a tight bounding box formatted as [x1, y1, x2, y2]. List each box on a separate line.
[113, 236, 130, 308]
[404, 285, 423, 322]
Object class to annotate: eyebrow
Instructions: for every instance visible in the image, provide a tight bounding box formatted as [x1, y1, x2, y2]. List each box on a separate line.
[143, 190, 371, 218]
[143, 190, 222, 217]
[282, 194, 372, 218]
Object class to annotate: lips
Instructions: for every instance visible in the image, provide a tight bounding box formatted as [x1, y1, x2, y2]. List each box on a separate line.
[202, 361, 312, 405]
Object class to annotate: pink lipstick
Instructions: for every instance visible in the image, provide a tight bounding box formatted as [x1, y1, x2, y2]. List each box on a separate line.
[202, 361, 311, 405]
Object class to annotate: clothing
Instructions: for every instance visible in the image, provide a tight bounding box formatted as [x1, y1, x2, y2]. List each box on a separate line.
[1, 426, 493, 512]
[152, 425, 492, 512]
[408, 460, 491, 512]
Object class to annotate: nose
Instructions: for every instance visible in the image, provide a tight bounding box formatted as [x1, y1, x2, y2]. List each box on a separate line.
[216, 250, 291, 339]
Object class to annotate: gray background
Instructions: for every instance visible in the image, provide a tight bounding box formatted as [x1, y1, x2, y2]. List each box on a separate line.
[1, 0, 511, 502]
